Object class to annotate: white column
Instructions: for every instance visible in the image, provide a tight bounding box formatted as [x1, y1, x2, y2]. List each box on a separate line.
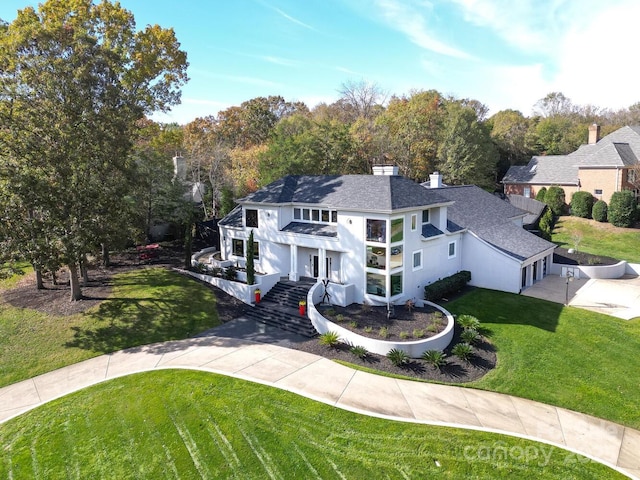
[289, 245, 298, 281]
[319, 248, 327, 279]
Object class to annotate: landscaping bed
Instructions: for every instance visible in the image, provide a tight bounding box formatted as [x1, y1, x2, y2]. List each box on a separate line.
[317, 303, 446, 340]
[553, 246, 619, 266]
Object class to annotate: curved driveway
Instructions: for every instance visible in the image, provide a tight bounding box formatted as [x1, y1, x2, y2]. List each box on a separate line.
[0, 335, 638, 478]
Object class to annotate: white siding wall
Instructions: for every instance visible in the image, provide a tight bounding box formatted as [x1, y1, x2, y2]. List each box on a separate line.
[460, 232, 521, 294]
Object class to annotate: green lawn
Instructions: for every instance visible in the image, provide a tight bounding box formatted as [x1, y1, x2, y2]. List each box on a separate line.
[0, 370, 622, 479]
[446, 289, 640, 429]
[0, 267, 221, 388]
[552, 216, 640, 263]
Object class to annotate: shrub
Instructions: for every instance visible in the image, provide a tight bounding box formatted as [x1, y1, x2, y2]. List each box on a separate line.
[224, 266, 237, 281]
[426, 323, 439, 333]
[570, 191, 594, 218]
[319, 331, 340, 348]
[364, 326, 373, 333]
[535, 187, 547, 202]
[452, 343, 473, 362]
[424, 270, 471, 302]
[378, 326, 389, 338]
[422, 350, 447, 369]
[592, 200, 608, 222]
[387, 348, 409, 366]
[461, 328, 480, 345]
[412, 328, 425, 338]
[457, 314, 480, 331]
[348, 320, 358, 328]
[399, 331, 409, 340]
[335, 314, 345, 322]
[608, 190, 637, 227]
[537, 207, 554, 240]
[246, 230, 256, 285]
[211, 267, 222, 277]
[545, 186, 566, 216]
[349, 345, 369, 360]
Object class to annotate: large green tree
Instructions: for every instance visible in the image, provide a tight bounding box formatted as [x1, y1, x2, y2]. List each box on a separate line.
[437, 101, 498, 188]
[0, 0, 187, 300]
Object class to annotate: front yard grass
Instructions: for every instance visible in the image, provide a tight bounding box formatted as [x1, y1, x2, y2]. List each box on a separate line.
[552, 216, 640, 263]
[0, 370, 622, 479]
[446, 289, 640, 429]
[0, 268, 221, 388]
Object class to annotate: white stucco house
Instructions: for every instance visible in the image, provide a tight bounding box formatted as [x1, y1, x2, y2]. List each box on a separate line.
[218, 166, 556, 306]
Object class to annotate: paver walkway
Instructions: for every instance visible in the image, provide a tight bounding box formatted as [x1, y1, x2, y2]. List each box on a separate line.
[0, 336, 638, 479]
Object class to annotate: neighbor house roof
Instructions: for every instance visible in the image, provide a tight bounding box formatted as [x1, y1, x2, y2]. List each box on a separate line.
[502, 125, 640, 185]
[506, 194, 547, 227]
[218, 205, 243, 227]
[237, 175, 451, 212]
[433, 185, 555, 261]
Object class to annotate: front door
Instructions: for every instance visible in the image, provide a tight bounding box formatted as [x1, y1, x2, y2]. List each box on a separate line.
[312, 255, 319, 278]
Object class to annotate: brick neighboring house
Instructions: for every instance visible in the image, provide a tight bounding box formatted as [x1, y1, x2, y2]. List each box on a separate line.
[502, 125, 640, 204]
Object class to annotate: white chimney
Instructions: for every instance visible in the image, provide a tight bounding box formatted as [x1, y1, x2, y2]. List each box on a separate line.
[372, 165, 399, 176]
[173, 155, 186, 181]
[429, 172, 442, 188]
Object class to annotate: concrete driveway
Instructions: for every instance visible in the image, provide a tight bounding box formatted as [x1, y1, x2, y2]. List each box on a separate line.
[523, 274, 640, 320]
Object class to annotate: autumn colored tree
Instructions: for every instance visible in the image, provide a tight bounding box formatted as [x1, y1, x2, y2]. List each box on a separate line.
[0, 0, 187, 300]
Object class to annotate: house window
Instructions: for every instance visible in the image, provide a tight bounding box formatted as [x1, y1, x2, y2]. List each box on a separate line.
[321, 210, 330, 222]
[411, 214, 417, 231]
[246, 209, 258, 228]
[390, 245, 403, 269]
[331, 211, 338, 223]
[422, 209, 430, 224]
[391, 272, 403, 296]
[412, 250, 422, 270]
[312, 209, 320, 222]
[390, 218, 403, 242]
[523, 187, 531, 198]
[366, 272, 386, 297]
[366, 246, 386, 269]
[293, 207, 337, 224]
[232, 239, 244, 257]
[302, 209, 310, 221]
[294, 208, 301, 220]
[251, 241, 259, 259]
[448, 241, 456, 258]
[366, 219, 386, 242]
[594, 189, 603, 195]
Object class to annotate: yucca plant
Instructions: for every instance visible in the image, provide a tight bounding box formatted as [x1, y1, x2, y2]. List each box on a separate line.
[319, 331, 340, 348]
[452, 342, 473, 362]
[422, 350, 447, 370]
[387, 348, 409, 366]
[378, 326, 389, 338]
[457, 314, 480, 331]
[460, 328, 480, 345]
[349, 345, 369, 360]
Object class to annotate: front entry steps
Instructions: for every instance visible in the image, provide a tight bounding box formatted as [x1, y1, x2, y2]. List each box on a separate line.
[243, 280, 317, 338]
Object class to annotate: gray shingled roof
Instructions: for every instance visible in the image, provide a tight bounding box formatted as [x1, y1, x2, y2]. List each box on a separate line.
[280, 222, 337, 237]
[434, 185, 555, 260]
[506, 195, 546, 226]
[421, 223, 444, 238]
[238, 175, 450, 212]
[218, 205, 243, 227]
[503, 125, 640, 185]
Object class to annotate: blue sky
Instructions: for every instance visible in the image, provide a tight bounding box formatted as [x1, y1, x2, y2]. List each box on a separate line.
[2, 0, 639, 124]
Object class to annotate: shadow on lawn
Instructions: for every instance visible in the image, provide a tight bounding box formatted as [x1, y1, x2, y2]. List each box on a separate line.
[66, 269, 220, 354]
[445, 288, 564, 332]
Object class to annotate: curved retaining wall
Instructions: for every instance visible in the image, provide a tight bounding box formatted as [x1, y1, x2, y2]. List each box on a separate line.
[551, 260, 637, 279]
[307, 283, 455, 358]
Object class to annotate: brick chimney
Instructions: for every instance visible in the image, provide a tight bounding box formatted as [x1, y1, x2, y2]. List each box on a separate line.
[588, 124, 601, 145]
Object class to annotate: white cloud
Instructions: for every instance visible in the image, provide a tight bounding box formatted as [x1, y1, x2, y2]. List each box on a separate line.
[261, 55, 299, 67]
[373, 0, 473, 59]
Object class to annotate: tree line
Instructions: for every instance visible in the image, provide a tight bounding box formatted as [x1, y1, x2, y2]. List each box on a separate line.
[2, 1, 640, 301]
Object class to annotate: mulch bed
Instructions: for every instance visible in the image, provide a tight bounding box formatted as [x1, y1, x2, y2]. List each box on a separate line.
[553, 247, 619, 266]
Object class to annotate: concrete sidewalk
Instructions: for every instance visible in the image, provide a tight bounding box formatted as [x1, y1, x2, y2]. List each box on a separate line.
[0, 336, 638, 478]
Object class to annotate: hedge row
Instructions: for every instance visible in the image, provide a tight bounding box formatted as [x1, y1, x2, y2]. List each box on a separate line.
[424, 270, 471, 302]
